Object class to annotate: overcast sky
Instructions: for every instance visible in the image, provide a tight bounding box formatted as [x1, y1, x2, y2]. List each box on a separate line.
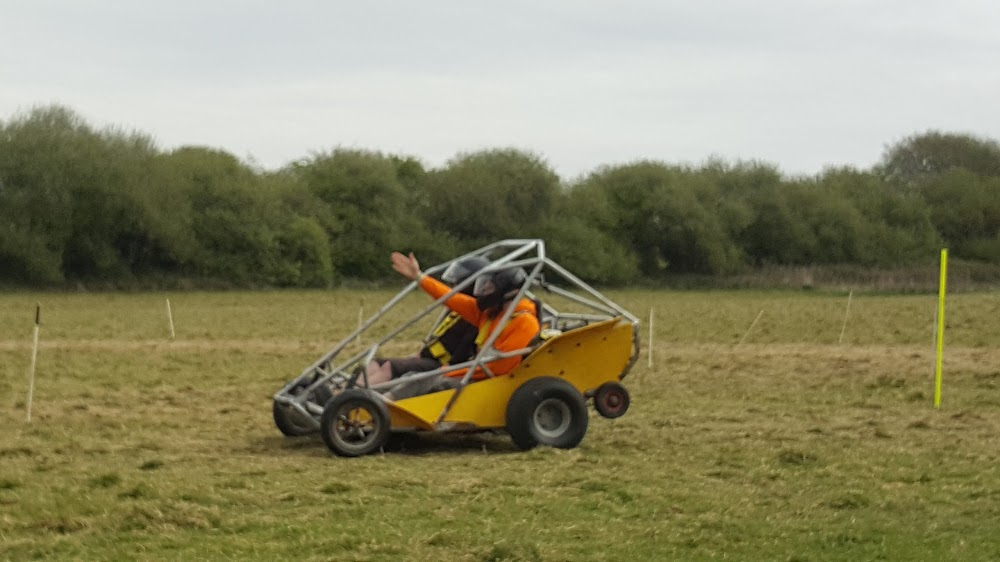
[2, 0, 998, 179]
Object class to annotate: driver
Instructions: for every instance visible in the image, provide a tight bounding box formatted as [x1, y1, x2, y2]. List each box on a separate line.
[386, 251, 540, 400]
[362, 256, 489, 387]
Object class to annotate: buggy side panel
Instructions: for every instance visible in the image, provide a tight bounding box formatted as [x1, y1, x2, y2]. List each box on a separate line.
[387, 317, 636, 430]
[509, 317, 636, 394]
[384, 403, 438, 431]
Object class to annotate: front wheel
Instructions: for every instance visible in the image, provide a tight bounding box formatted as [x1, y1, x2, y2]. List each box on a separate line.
[320, 389, 391, 457]
[506, 377, 588, 450]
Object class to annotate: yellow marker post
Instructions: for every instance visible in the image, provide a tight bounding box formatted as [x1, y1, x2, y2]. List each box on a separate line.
[934, 249, 948, 409]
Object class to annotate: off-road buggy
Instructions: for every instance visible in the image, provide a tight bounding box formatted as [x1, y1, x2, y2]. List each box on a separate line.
[272, 239, 640, 456]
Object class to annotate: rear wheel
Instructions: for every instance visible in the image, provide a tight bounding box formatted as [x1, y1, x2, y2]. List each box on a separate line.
[593, 382, 630, 419]
[273, 400, 317, 436]
[320, 389, 391, 457]
[506, 377, 588, 450]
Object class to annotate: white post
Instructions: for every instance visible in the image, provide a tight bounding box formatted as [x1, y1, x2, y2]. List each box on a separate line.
[357, 301, 365, 346]
[647, 308, 654, 369]
[738, 309, 764, 346]
[838, 290, 853, 345]
[166, 298, 176, 340]
[26, 304, 40, 422]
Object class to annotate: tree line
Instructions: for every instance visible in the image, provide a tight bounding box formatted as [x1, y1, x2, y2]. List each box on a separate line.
[2, 105, 1000, 287]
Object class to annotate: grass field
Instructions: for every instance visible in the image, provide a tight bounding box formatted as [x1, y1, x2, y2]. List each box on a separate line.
[2, 289, 1000, 561]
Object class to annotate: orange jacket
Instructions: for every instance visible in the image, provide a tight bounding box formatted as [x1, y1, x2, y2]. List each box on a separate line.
[419, 275, 539, 379]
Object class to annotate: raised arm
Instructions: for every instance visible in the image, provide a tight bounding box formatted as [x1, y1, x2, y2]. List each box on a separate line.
[391, 251, 482, 325]
[418, 277, 481, 326]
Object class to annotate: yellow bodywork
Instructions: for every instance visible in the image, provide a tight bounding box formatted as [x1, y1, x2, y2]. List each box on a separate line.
[385, 317, 637, 431]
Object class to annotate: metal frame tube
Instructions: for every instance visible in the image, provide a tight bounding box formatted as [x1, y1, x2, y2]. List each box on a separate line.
[543, 258, 638, 323]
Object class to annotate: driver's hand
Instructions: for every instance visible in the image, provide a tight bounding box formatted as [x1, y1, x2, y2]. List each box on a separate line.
[391, 252, 421, 280]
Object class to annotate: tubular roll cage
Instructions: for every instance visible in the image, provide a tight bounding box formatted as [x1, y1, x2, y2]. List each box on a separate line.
[273, 239, 641, 430]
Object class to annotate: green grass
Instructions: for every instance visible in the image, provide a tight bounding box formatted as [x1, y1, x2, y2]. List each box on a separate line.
[2, 289, 1000, 561]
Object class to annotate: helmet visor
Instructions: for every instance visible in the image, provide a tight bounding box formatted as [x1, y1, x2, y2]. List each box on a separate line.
[473, 276, 496, 297]
[441, 261, 470, 285]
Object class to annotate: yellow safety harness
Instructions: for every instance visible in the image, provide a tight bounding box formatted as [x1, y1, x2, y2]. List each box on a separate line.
[428, 308, 536, 366]
[425, 312, 463, 365]
[475, 320, 492, 348]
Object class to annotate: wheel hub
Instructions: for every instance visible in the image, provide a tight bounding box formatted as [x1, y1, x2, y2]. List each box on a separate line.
[534, 398, 572, 439]
[334, 406, 375, 444]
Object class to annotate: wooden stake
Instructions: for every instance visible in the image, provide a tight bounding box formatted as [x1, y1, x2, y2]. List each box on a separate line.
[738, 309, 764, 346]
[26, 304, 40, 422]
[166, 298, 176, 340]
[838, 290, 853, 345]
[647, 308, 654, 369]
[357, 300, 365, 346]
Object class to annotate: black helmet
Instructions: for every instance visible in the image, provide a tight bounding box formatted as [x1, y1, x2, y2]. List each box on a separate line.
[473, 266, 527, 308]
[441, 256, 490, 295]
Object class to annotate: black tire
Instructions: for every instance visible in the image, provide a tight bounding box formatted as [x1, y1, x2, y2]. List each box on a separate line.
[593, 382, 631, 419]
[506, 377, 589, 450]
[320, 389, 391, 457]
[273, 400, 318, 437]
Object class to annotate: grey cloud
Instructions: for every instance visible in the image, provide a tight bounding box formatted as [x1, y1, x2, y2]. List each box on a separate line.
[2, 0, 998, 176]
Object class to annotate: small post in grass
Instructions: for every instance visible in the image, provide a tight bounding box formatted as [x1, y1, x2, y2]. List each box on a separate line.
[26, 303, 41, 422]
[738, 309, 764, 346]
[934, 249, 948, 409]
[166, 298, 176, 340]
[838, 290, 853, 345]
[357, 299, 365, 346]
[647, 308, 654, 369]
